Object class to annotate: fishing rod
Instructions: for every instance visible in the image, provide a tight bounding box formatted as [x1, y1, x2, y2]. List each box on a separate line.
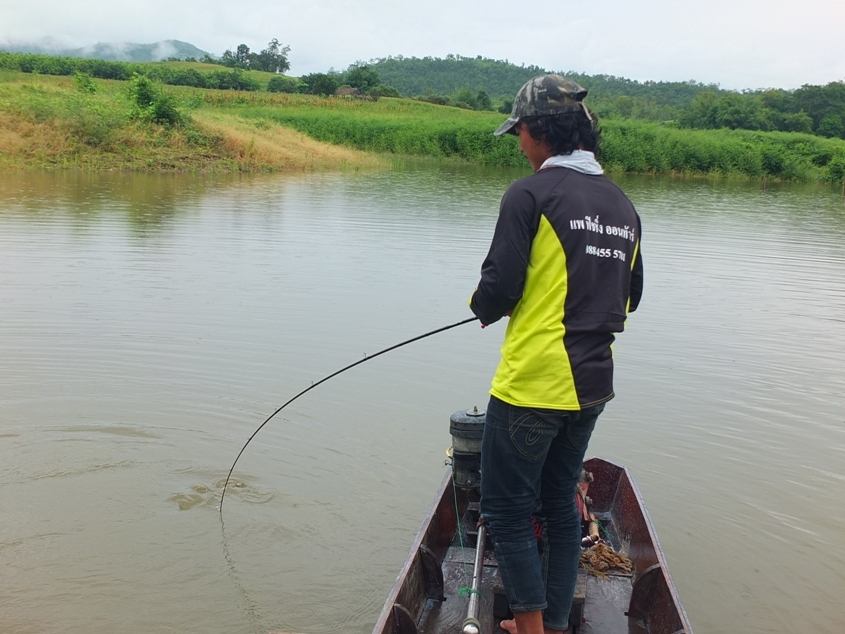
[218, 315, 479, 512]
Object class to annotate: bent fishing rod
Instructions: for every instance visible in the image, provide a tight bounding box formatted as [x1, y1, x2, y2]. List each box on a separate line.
[219, 315, 479, 512]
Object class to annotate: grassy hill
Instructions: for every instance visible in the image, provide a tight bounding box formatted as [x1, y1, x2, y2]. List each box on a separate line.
[2, 69, 844, 182]
[368, 55, 716, 118]
[157, 60, 281, 86]
[3, 48, 841, 141]
[0, 70, 381, 171]
[0, 52, 289, 92]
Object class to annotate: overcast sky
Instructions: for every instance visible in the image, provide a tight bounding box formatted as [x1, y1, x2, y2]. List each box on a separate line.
[1, 0, 843, 90]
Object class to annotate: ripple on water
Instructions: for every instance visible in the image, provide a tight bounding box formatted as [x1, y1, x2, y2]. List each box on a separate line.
[54, 425, 161, 438]
[28, 460, 136, 482]
[168, 476, 275, 511]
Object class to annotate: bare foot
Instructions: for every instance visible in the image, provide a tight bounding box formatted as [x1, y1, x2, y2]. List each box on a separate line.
[499, 620, 518, 634]
[498, 619, 567, 634]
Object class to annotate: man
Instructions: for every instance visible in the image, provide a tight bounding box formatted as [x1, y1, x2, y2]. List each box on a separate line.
[470, 75, 643, 634]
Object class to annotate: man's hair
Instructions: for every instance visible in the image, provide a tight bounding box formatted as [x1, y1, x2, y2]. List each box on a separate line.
[522, 109, 601, 157]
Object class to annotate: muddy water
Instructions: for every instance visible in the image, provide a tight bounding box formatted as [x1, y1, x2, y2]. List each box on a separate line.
[1, 169, 843, 633]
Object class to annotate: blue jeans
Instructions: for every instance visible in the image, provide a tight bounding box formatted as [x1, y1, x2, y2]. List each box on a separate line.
[480, 395, 604, 630]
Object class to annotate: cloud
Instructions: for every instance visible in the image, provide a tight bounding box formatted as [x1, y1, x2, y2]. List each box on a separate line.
[1, 0, 843, 89]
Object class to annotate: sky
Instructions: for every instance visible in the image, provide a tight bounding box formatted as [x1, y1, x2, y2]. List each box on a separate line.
[1, 0, 843, 91]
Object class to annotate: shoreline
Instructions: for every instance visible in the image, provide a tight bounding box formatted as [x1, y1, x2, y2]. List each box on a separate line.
[1, 72, 844, 184]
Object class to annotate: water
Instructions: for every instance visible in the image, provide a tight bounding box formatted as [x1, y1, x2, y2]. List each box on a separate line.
[1, 168, 843, 634]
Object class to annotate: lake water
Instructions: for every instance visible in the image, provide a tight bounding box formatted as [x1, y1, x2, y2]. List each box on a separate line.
[1, 167, 843, 634]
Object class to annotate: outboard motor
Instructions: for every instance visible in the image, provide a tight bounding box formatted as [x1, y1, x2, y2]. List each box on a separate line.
[449, 406, 486, 489]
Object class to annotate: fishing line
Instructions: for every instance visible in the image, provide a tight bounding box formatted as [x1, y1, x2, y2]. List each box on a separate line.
[218, 518, 264, 631]
[218, 315, 479, 513]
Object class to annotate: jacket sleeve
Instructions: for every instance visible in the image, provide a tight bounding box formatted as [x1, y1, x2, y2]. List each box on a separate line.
[470, 183, 539, 326]
[628, 214, 644, 313]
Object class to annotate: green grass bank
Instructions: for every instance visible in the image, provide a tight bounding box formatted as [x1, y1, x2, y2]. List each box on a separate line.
[1, 69, 844, 183]
[201, 90, 845, 182]
[0, 72, 381, 171]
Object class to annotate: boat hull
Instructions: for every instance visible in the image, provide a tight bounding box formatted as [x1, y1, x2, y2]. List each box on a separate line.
[373, 457, 692, 634]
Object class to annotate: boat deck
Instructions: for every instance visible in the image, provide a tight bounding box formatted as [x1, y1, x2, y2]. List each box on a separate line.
[415, 511, 637, 634]
[579, 574, 632, 634]
[373, 459, 692, 634]
[417, 545, 503, 633]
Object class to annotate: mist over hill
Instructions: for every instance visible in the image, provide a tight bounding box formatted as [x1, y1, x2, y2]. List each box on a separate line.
[1, 39, 210, 62]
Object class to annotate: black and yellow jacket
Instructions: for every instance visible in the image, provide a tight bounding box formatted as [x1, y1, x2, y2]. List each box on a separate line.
[470, 166, 643, 411]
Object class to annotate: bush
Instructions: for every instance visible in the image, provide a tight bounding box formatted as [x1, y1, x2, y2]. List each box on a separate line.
[74, 72, 97, 94]
[827, 154, 845, 182]
[419, 94, 449, 106]
[368, 84, 400, 98]
[267, 75, 299, 93]
[168, 68, 208, 88]
[299, 73, 340, 96]
[127, 74, 183, 126]
[206, 69, 260, 91]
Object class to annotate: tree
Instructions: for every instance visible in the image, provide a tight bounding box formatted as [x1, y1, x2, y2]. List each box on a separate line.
[476, 90, 492, 110]
[817, 113, 845, 138]
[795, 82, 845, 136]
[235, 44, 251, 68]
[221, 39, 291, 73]
[346, 64, 380, 91]
[220, 49, 237, 67]
[774, 111, 813, 134]
[253, 38, 291, 73]
[300, 73, 340, 96]
[452, 88, 478, 109]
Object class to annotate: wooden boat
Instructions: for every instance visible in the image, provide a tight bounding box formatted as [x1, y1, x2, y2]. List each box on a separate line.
[373, 455, 693, 633]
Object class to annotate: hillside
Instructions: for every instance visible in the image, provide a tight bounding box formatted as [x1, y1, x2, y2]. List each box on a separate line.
[2, 44, 842, 139]
[1, 39, 210, 62]
[367, 55, 845, 137]
[0, 71, 382, 171]
[2, 70, 843, 181]
[368, 55, 716, 116]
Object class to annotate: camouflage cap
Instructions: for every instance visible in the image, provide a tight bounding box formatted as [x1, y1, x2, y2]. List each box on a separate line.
[494, 74, 589, 136]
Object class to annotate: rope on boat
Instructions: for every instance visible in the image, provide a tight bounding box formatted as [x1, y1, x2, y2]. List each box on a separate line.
[218, 315, 480, 513]
[580, 541, 633, 577]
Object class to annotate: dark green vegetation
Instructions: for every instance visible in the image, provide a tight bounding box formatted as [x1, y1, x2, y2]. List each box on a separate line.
[0, 52, 397, 97]
[127, 74, 183, 125]
[680, 85, 845, 138]
[369, 55, 716, 118]
[0, 52, 268, 90]
[219, 38, 291, 73]
[367, 56, 845, 140]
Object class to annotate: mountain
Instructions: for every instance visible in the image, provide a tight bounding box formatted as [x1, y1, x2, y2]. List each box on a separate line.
[1, 39, 211, 62]
[369, 55, 716, 99]
[366, 54, 720, 121]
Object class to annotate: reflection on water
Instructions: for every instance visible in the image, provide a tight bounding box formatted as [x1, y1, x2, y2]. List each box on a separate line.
[1, 168, 844, 634]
